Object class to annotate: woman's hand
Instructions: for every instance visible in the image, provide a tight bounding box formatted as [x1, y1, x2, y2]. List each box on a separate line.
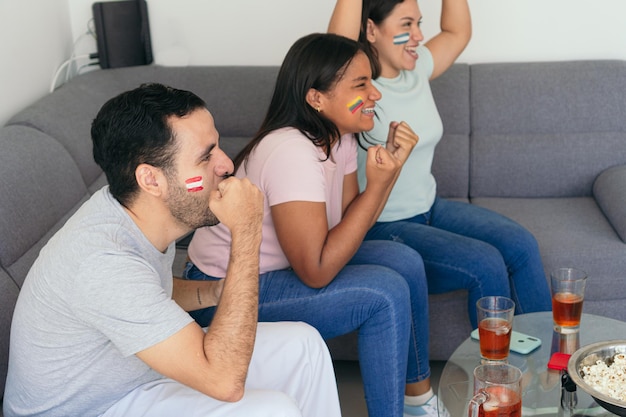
[364, 144, 401, 192]
[385, 121, 419, 165]
[362, 121, 418, 212]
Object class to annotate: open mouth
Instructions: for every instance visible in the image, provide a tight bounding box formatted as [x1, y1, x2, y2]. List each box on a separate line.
[404, 45, 419, 59]
[362, 107, 375, 115]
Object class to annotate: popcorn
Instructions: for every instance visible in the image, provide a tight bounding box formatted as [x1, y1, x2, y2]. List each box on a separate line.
[581, 353, 626, 402]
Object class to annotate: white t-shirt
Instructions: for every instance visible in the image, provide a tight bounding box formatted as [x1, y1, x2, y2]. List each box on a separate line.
[188, 127, 357, 277]
[357, 45, 444, 221]
[3, 187, 193, 417]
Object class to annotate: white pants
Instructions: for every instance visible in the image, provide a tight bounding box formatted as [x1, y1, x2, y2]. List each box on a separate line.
[101, 322, 341, 417]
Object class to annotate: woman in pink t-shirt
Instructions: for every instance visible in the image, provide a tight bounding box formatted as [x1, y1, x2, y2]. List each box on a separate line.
[185, 33, 429, 417]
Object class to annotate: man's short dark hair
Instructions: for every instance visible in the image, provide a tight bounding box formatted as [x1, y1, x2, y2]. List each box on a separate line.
[91, 83, 207, 207]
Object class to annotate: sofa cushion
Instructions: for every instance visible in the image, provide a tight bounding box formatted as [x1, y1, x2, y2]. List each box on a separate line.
[7, 82, 109, 191]
[471, 61, 626, 135]
[593, 164, 626, 243]
[8, 66, 280, 188]
[470, 60, 626, 198]
[0, 269, 19, 401]
[471, 131, 626, 198]
[431, 63, 471, 198]
[474, 197, 626, 318]
[67, 65, 276, 139]
[0, 126, 89, 286]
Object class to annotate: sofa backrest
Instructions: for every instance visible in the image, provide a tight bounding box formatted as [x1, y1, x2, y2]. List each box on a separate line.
[430, 63, 471, 198]
[0, 125, 90, 286]
[0, 125, 91, 400]
[470, 60, 626, 198]
[8, 82, 110, 194]
[8, 65, 280, 193]
[0, 268, 19, 399]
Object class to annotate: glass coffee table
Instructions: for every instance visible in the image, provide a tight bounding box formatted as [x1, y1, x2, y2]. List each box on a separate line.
[437, 312, 626, 416]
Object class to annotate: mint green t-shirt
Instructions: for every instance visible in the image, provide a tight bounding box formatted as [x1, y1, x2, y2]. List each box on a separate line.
[357, 45, 443, 222]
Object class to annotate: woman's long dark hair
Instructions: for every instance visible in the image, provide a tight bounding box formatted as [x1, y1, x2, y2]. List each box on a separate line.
[360, 0, 405, 79]
[233, 33, 367, 171]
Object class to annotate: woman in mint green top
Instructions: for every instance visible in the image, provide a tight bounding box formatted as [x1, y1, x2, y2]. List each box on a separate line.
[330, 1, 551, 415]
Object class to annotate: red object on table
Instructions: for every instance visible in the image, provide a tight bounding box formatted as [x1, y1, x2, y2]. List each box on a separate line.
[547, 352, 571, 371]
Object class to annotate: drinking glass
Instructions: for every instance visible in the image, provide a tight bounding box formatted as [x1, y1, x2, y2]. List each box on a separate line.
[468, 363, 522, 417]
[550, 267, 587, 334]
[476, 296, 515, 362]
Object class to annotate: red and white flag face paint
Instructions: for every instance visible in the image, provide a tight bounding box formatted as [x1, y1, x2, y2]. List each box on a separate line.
[185, 176, 204, 192]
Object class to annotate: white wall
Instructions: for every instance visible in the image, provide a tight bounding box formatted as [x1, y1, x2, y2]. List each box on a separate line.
[462, 0, 626, 63]
[69, 0, 626, 66]
[2, 0, 626, 126]
[0, 0, 73, 126]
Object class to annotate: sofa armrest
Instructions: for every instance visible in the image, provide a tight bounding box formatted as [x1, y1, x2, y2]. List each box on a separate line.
[593, 164, 626, 243]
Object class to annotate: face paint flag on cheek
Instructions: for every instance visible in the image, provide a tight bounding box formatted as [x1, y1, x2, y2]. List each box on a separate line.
[185, 176, 204, 192]
[347, 96, 364, 114]
[393, 32, 410, 45]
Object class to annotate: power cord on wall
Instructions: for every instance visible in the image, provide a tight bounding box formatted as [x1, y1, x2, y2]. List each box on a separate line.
[49, 18, 100, 92]
[49, 53, 99, 93]
[66, 18, 98, 82]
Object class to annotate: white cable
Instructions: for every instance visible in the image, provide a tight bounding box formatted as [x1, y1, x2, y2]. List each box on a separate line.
[53, 19, 98, 92]
[66, 31, 95, 82]
[49, 54, 93, 93]
[76, 62, 99, 76]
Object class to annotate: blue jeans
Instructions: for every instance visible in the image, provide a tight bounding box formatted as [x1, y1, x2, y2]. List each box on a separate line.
[184, 240, 429, 417]
[365, 197, 552, 327]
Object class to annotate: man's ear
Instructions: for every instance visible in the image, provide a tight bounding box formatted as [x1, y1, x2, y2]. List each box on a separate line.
[305, 88, 323, 113]
[366, 18, 377, 43]
[135, 164, 164, 197]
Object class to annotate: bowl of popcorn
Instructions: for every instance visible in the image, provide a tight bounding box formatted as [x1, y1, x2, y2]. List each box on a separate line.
[568, 340, 626, 416]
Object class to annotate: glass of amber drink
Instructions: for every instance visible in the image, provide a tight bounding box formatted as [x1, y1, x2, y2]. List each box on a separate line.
[476, 296, 515, 362]
[468, 363, 522, 417]
[551, 267, 587, 334]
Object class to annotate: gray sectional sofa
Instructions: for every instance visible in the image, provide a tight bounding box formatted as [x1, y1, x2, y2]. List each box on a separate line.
[2, 60, 626, 402]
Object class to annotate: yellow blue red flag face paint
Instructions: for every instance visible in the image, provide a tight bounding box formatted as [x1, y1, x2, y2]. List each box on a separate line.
[347, 96, 364, 114]
[393, 32, 410, 45]
[185, 176, 204, 192]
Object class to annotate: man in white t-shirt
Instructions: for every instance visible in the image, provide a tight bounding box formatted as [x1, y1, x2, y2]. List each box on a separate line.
[3, 83, 341, 417]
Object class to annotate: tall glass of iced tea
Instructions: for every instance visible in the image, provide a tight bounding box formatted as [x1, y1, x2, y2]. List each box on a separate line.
[550, 267, 587, 334]
[476, 296, 515, 362]
[468, 363, 522, 417]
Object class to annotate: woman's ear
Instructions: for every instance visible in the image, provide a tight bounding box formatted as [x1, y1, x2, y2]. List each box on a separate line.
[366, 18, 377, 43]
[305, 88, 323, 113]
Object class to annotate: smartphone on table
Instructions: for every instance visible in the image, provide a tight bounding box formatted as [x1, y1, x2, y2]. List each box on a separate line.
[471, 328, 542, 355]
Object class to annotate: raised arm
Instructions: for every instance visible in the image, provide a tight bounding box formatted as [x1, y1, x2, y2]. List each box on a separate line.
[425, 0, 472, 80]
[327, 0, 362, 40]
[136, 177, 264, 402]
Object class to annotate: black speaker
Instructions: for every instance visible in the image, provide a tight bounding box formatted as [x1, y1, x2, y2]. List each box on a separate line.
[92, 0, 153, 69]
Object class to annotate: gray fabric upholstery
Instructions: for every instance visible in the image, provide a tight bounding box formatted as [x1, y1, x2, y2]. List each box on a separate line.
[431, 64, 471, 198]
[0, 269, 18, 402]
[45, 65, 279, 139]
[1, 61, 625, 398]
[0, 126, 89, 285]
[475, 197, 626, 319]
[471, 61, 626, 135]
[8, 85, 110, 190]
[593, 164, 626, 242]
[470, 61, 626, 198]
[471, 132, 626, 198]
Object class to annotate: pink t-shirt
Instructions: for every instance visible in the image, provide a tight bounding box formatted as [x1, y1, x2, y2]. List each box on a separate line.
[188, 127, 357, 277]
